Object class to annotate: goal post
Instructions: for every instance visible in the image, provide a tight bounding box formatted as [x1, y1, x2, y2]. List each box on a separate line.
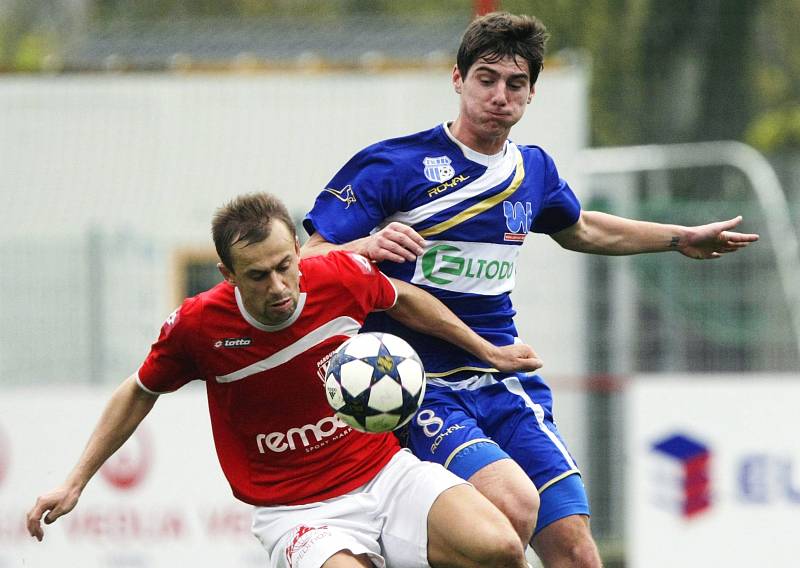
[573, 141, 800, 362]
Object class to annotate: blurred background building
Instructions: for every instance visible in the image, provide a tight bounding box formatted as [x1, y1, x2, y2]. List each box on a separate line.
[1, 1, 798, 567]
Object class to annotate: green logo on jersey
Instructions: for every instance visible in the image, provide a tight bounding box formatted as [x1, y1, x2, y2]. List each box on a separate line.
[421, 244, 515, 285]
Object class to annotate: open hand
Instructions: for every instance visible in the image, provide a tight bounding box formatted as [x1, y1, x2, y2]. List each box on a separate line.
[679, 216, 759, 259]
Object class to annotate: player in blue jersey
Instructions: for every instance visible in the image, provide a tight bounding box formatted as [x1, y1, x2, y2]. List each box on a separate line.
[301, 11, 759, 568]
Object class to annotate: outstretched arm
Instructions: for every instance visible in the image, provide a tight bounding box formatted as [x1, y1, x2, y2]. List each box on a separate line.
[301, 223, 425, 263]
[551, 211, 759, 259]
[26, 374, 158, 541]
[386, 279, 542, 373]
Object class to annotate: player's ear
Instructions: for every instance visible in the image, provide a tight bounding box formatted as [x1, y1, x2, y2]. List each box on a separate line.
[218, 262, 236, 285]
[452, 64, 463, 94]
[527, 84, 535, 104]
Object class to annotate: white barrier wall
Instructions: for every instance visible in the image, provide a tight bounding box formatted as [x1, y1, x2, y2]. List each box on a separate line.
[0, 66, 589, 382]
[0, 386, 263, 568]
[626, 374, 800, 568]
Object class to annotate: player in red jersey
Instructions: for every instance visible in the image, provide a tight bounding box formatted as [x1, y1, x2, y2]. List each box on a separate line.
[27, 193, 541, 568]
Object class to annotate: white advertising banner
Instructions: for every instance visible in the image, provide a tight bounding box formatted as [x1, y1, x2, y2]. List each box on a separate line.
[0, 386, 264, 568]
[626, 375, 800, 568]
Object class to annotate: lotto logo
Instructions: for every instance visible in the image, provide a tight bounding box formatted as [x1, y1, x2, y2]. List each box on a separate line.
[213, 337, 253, 349]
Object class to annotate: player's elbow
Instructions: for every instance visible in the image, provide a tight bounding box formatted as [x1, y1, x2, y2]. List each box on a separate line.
[551, 215, 612, 255]
[299, 234, 333, 259]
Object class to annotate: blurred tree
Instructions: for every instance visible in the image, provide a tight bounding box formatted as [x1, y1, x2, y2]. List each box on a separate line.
[94, 0, 248, 18]
[90, 0, 479, 20]
[639, 0, 758, 144]
[745, 0, 800, 152]
[506, 0, 762, 146]
[13, 32, 53, 71]
[0, 1, 36, 70]
[7, 0, 800, 154]
[0, 0, 75, 71]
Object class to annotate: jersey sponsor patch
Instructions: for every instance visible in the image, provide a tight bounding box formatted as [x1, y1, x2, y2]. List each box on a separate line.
[503, 200, 533, 242]
[256, 415, 352, 454]
[411, 240, 518, 295]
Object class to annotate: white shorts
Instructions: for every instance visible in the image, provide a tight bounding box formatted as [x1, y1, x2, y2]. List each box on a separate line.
[251, 449, 466, 568]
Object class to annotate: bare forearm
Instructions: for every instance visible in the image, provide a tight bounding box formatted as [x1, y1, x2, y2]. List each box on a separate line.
[301, 224, 425, 263]
[387, 280, 495, 361]
[300, 232, 370, 259]
[554, 211, 686, 255]
[66, 375, 157, 491]
[553, 211, 758, 260]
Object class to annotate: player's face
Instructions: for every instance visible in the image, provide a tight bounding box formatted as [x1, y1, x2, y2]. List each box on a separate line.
[452, 54, 534, 152]
[221, 220, 302, 326]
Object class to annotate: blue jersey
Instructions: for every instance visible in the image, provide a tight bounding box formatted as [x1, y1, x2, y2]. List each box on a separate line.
[304, 123, 581, 378]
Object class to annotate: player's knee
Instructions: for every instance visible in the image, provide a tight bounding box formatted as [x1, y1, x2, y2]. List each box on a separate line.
[503, 489, 539, 542]
[563, 537, 602, 568]
[470, 518, 527, 567]
[475, 531, 526, 567]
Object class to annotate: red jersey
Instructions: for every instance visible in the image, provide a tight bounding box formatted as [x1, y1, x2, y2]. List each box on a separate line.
[137, 251, 401, 506]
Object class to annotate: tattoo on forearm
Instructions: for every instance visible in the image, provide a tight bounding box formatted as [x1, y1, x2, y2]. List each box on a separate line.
[669, 236, 680, 248]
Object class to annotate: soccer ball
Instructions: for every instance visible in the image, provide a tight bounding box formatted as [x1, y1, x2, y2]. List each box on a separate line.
[324, 332, 426, 433]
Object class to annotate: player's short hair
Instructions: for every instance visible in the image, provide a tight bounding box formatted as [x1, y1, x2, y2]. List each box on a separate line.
[457, 11, 549, 85]
[212, 192, 296, 271]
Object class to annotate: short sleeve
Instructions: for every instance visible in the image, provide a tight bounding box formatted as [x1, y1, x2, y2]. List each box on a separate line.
[331, 251, 398, 313]
[137, 299, 202, 394]
[303, 145, 403, 244]
[530, 150, 582, 234]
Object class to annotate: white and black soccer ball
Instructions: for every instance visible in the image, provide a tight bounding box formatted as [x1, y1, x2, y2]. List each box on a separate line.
[324, 332, 426, 433]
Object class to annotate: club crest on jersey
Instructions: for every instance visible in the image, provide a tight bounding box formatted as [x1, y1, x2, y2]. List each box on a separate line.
[213, 337, 253, 349]
[316, 350, 336, 382]
[423, 156, 455, 183]
[323, 185, 357, 208]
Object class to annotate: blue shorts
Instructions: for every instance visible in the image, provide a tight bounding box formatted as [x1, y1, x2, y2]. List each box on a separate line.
[407, 372, 590, 533]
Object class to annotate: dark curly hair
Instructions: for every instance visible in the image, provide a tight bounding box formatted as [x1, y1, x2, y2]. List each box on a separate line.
[457, 12, 549, 84]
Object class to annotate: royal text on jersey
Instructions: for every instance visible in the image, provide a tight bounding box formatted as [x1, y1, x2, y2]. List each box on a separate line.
[427, 174, 470, 197]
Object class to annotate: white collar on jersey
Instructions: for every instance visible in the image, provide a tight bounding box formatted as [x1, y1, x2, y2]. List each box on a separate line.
[234, 287, 307, 332]
[443, 122, 508, 168]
